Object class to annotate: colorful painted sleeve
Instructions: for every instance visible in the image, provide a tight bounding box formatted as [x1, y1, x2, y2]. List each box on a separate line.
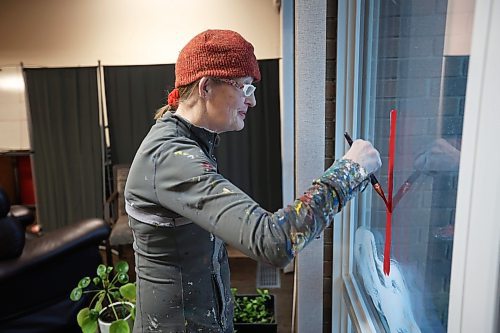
[272, 159, 370, 258]
[152, 139, 370, 268]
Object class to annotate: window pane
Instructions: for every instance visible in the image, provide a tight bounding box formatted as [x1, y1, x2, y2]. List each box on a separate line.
[353, 1, 474, 332]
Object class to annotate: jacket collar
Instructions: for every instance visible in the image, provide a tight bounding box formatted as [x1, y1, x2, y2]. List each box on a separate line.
[165, 111, 220, 155]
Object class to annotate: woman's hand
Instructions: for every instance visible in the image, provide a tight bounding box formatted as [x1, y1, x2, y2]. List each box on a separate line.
[413, 138, 460, 174]
[343, 139, 382, 174]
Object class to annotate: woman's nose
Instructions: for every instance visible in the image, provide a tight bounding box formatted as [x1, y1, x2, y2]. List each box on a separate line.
[245, 94, 256, 108]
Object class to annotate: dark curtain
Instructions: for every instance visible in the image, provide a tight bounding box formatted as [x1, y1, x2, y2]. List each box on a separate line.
[104, 60, 282, 211]
[104, 64, 175, 165]
[216, 59, 282, 211]
[24, 67, 103, 231]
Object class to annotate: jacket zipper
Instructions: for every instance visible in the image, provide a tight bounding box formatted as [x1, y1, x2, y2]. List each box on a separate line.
[211, 273, 225, 329]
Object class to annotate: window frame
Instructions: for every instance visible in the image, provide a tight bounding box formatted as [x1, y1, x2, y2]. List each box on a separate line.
[334, 0, 385, 331]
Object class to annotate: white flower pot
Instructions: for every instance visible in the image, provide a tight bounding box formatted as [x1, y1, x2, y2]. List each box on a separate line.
[98, 301, 134, 333]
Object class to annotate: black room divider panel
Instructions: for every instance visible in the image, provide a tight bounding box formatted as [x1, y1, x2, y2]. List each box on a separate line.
[25, 67, 103, 231]
[104, 59, 282, 211]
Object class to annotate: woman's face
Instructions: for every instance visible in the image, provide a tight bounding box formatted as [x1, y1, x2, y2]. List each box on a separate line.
[205, 76, 256, 133]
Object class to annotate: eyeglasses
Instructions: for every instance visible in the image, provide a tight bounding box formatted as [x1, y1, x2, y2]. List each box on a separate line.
[212, 78, 256, 97]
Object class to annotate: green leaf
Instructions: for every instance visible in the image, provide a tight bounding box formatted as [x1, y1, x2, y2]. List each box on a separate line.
[107, 266, 114, 274]
[119, 283, 136, 301]
[81, 316, 98, 333]
[95, 302, 103, 312]
[97, 264, 107, 279]
[233, 290, 274, 324]
[78, 277, 91, 288]
[96, 293, 105, 311]
[131, 305, 135, 320]
[93, 277, 101, 285]
[111, 290, 121, 300]
[117, 273, 129, 284]
[77, 308, 98, 333]
[109, 319, 130, 333]
[89, 309, 99, 321]
[77, 307, 90, 327]
[116, 261, 129, 274]
[70, 287, 83, 301]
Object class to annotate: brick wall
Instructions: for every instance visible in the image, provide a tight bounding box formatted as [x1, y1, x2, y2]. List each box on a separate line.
[323, 1, 337, 332]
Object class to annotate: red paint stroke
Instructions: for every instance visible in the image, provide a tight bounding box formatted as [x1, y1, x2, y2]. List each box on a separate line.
[384, 109, 397, 276]
[392, 171, 421, 210]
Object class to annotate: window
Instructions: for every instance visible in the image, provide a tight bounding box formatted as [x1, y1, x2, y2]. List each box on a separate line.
[337, 0, 475, 332]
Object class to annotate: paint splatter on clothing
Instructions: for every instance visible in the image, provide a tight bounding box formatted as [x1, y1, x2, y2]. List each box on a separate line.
[125, 111, 370, 332]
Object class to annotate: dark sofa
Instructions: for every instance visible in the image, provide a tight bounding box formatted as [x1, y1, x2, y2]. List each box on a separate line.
[0, 188, 110, 333]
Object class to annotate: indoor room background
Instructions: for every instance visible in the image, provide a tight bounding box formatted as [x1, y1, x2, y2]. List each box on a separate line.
[0, 0, 283, 231]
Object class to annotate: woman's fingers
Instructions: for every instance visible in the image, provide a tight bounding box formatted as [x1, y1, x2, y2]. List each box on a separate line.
[343, 139, 382, 174]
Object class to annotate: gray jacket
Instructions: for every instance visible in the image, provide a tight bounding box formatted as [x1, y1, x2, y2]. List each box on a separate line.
[125, 111, 369, 332]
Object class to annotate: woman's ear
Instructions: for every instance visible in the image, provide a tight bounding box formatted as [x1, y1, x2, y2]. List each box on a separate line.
[198, 77, 210, 98]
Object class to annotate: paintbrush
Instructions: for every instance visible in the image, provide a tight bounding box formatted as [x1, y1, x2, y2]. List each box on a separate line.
[344, 132, 389, 207]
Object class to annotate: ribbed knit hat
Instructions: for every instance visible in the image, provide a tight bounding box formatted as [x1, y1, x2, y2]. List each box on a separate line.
[174, 30, 261, 88]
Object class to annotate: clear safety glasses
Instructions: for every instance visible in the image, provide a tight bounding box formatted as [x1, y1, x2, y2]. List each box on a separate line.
[212, 78, 256, 97]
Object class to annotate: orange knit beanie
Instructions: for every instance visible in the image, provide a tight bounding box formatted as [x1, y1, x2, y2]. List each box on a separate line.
[174, 30, 261, 88]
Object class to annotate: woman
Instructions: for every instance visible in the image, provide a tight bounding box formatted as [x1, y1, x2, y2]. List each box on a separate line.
[125, 29, 381, 332]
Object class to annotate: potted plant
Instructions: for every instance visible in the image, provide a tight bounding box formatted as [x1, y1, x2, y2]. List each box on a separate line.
[70, 261, 136, 333]
[231, 288, 277, 333]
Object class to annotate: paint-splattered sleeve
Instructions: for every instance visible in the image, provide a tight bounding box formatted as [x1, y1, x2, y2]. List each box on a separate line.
[154, 138, 370, 268]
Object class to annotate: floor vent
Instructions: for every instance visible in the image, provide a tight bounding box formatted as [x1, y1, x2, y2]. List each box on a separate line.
[256, 261, 281, 289]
